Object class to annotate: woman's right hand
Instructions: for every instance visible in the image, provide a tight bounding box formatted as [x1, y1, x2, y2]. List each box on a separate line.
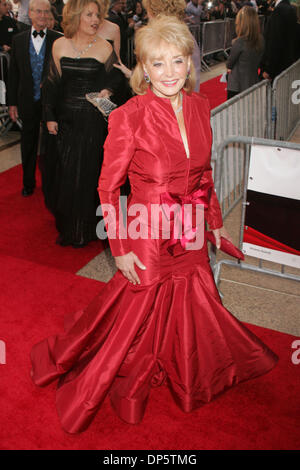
[114, 251, 146, 285]
[47, 121, 58, 135]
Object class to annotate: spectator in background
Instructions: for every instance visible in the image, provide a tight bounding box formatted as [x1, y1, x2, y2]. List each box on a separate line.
[185, 0, 206, 23]
[0, 0, 18, 52]
[257, 0, 273, 15]
[0, 0, 17, 100]
[12, 0, 31, 30]
[230, 0, 240, 16]
[250, 0, 258, 10]
[50, 0, 63, 15]
[47, 5, 63, 31]
[209, 0, 226, 19]
[126, 0, 138, 14]
[226, 6, 264, 98]
[50, 0, 64, 29]
[108, 0, 131, 65]
[6, 0, 16, 18]
[129, 0, 147, 30]
[98, 0, 122, 62]
[260, 0, 298, 80]
[46, 7, 55, 28]
[7, 0, 61, 196]
[40, 0, 128, 246]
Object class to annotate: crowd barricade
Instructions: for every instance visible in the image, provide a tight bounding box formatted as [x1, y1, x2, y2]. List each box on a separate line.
[224, 18, 235, 52]
[0, 52, 15, 137]
[210, 80, 272, 218]
[189, 23, 202, 48]
[271, 59, 300, 141]
[211, 136, 300, 288]
[201, 20, 226, 58]
[0, 52, 8, 104]
[126, 16, 267, 70]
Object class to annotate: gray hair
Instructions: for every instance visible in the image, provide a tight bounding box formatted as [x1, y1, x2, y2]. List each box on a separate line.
[29, 0, 51, 10]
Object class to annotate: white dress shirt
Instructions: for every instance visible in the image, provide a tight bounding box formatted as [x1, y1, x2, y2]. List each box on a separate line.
[30, 26, 47, 55]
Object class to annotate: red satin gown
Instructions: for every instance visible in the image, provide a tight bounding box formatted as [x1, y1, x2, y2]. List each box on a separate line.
[30, 88, 278, 434]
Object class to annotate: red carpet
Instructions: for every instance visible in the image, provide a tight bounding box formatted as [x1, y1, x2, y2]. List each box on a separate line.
[0, 165, 105, 273]
[0, 134, 299, 449]
[201, 74, 227, 109]
[0, 252, 299, 449]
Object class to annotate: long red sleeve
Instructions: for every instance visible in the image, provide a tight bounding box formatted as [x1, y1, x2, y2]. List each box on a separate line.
[202, 163, 223, 230]
[200, 96, 223, 230]
[98, 107, 135, 256]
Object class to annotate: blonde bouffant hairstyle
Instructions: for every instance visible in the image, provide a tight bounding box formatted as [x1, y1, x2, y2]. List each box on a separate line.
[142, 0, 186, 20]
[130, 15, 196, 95]
[61, 0, 105, 38]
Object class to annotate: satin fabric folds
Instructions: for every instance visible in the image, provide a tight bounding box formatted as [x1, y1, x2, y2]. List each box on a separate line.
[30, 89, 278, 434]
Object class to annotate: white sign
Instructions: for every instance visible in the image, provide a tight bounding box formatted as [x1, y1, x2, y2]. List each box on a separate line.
[242, 145, 300, 268]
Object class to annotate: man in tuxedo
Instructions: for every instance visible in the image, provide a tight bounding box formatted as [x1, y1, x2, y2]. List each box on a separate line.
[0, 0, 18, 52]
[7, 0, 60, 196]
[261, 0, 298, 80]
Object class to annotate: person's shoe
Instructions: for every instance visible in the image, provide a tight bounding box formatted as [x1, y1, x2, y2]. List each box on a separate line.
[72, 241, 88, 248]
[22, 187, 34, 197]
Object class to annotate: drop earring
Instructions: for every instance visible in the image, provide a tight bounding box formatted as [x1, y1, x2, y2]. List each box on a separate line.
[144, 72, 150, 83]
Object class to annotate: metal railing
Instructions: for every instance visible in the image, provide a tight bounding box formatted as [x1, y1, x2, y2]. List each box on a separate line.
[0, 52, 22, 137]
[201, 20, 227, 58]
[271, 59, 300, 141]
[0, 52, 9, 105]
[189, 23, 203, 48]
[0, 52, 12, 137]
[127, 16, 266, 70]
[210, 80, 272, 218]
[210, 56, 300, 215]
[224, 18, 236, 52]
[212, 136, 300, 287]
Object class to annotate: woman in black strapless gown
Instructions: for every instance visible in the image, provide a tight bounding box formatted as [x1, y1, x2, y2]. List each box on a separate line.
[40, 0, 129, 247]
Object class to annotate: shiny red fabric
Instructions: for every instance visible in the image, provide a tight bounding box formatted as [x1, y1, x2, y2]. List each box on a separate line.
[98, 88, 223, 257]
[206, 231, 245, 260]
[30, 89, 278, 434]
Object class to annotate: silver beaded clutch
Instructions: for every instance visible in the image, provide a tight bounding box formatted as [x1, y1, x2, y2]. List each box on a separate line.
[85, 93, 117, 117]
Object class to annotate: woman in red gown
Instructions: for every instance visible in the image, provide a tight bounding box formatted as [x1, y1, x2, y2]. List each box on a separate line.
[30, 16, 278, 434]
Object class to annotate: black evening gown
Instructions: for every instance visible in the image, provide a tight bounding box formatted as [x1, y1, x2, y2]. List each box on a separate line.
[40, 51, 129, 246]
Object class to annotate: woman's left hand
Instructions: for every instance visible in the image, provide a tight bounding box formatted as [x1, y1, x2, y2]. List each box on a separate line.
[98, 89, 112, 99]
[113, 62, 132, 79]
[212, 226, 233, 249]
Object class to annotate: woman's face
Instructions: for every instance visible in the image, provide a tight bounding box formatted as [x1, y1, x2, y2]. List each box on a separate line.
[78, 2, 101, 36]
[144, 42, 190, 99]
[47, 12, 55, 29]
[135, 2, 142, 14]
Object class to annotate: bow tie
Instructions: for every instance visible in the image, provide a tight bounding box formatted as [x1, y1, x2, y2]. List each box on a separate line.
[32, 30, 45, 38]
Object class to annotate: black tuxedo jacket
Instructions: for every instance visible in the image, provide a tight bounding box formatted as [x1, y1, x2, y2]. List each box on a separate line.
[7, 28, 61, 119]
[261, 0, 298, 79]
